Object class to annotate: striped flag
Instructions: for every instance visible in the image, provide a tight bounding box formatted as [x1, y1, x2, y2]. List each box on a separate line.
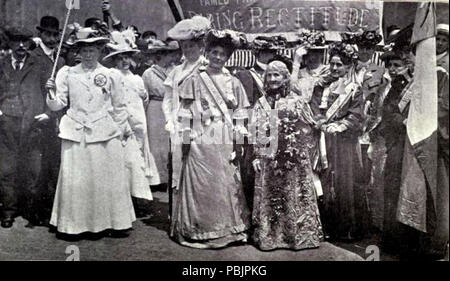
[397, 2, 438, 233]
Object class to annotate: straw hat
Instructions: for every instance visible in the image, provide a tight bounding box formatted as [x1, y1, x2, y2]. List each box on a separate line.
[437, 24, 449, 35]
[144, 39, 179, 54]
[103, 28, 140, 61]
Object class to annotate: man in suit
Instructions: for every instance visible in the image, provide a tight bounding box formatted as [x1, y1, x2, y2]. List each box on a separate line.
[32, 16, 66, 226]
[0, 27, 56, 228]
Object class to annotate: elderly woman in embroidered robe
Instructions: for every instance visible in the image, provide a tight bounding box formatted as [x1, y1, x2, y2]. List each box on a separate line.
[169, 30, 251, 249]
[45, 28, 135, 236]
[251, 60, 323, 251]
[310, 43, 366, 241]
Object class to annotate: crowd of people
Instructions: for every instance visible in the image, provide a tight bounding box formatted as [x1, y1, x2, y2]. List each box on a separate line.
[0, 2, 448, 260]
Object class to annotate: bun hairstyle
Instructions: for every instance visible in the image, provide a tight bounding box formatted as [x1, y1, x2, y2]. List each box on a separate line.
[328, 42, 358, 65]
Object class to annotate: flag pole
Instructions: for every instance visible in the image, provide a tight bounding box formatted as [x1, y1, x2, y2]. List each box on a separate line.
[50, 0, 75, 79]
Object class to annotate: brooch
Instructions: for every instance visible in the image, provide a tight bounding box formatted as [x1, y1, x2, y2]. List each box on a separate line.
[94, 74, 107, 88]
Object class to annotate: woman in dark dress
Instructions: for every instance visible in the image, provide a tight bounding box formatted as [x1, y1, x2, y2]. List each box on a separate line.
[310, 42, 368, 241]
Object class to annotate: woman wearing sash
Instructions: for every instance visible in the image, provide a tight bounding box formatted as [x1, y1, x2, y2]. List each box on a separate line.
[251, 60, 324, 251]
[170, 30, 251, 249]
[142, 39, 179, 188]
[310, 43, 366, 241]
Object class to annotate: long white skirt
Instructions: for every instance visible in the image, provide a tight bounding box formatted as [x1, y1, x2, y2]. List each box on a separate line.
[146, 100, 169, 184]
[125, 135, 153, 200]
[50, 137, 136, 234]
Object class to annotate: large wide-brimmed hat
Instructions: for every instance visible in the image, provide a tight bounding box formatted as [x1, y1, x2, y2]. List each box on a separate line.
[167, 15, 211, 41]
[36, 16, 60, 34]
[329, 42, 359, 64]
[144, 39, 179, 54]
[205, 29, 245, 55]
[103, 28, 140, 61]
[380, 50, 402, 62]
[437, 23, 449, 35]
[250, 35, 287, 51]
[341, 29, 383, 48]
[384, 24, 413, 52]
[296, 29, 327, 50]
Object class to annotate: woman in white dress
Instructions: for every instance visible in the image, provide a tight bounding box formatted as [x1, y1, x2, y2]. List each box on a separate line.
[45, 27, 135, 238]
[103, 28, 157, 202]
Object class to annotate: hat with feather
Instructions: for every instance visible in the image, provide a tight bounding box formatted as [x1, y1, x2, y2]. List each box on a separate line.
[103, 27, 140, 61]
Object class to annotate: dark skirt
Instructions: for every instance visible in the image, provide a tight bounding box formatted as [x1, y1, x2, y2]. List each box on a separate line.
[321, 133, 369, 240]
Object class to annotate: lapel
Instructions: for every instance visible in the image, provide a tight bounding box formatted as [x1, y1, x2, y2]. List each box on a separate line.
[17, 54, 36, 84]
[34, 46, 53, 64]
[70, 63, 107, 88]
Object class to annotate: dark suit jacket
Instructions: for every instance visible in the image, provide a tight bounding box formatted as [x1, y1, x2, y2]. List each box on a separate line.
[235, 64, 265, 108]
[0, 53, 52, 139]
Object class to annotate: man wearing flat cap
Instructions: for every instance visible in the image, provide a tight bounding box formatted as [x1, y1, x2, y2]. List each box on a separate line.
[0, 26, 56, 228]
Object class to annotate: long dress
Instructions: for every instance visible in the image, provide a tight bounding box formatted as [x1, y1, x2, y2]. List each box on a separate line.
[169, 66, 251, 249]
[252, 94, 323, 251]
[310, 77, 368, 240]
[143, 65, 171, 185]
[114, 69, 157, 199]
[47, 64, 136, 235]
[163, 56, 206, 189]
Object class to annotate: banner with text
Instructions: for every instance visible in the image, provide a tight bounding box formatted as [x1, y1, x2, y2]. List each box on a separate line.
[175, 0, 382, 34]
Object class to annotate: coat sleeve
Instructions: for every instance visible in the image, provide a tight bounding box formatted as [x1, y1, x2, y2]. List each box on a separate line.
[109, 70, 132, 137]
[162, 69, 176, 123]
[47, 66, 70, 111]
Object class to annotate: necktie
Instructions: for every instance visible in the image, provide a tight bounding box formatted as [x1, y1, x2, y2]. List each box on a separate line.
[15, 60, 22, 71]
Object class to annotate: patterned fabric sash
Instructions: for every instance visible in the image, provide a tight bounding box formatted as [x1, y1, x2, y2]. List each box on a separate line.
[398, 79, 414, 113]
[325, 82, 358, 122]
[198, 71, 234, 128]
[249, 68, 265, 95]
[151, 66, 167, 82]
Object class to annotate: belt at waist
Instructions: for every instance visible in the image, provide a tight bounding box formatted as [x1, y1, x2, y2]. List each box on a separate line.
[149, 96, 164, 101]
[66, 109, 109, 128]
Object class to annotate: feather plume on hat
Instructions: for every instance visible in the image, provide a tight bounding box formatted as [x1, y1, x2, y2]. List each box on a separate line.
[103, 27, 140, 61]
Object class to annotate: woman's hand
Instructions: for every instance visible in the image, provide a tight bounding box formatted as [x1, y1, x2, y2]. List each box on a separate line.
[294, 46, 308, 62]
[252, 159, 262, 173]
[46, 78, 56, 100]
[34, 113, 50, 123]
[325, 123, 347, 134]
[165, 120, 175, 134]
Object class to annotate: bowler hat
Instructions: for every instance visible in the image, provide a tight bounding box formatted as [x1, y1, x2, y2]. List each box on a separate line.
[36, 16, 60, 34]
